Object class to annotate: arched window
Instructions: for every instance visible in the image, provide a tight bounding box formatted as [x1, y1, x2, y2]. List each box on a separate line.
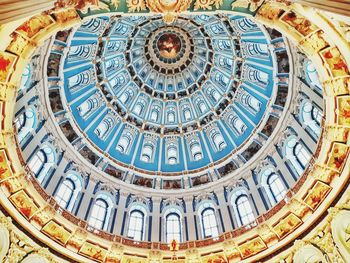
[167, 110, 176, 123]
[54, 172, 82, 211]
[300, 100, 322, 137]
[133, 100, 145, 116]
[184, 108, 192, 121]
[140, 140, 154, 163]
[150, 108, 159, 122]
[231, 191, 255, 227]
[95, 116, 114, 140]
[196, 98, 207, 113]
[88, 194, 113, 231]
[167, 142, 178, 165]
[241, 93, 261, 114]
[68, 69, 94, 93]
[165, 209, 182, 243]
[210, 129, 226, 152]
[28, 145, 56, 184]
[261, 168, 286, 205]
[117, 131, 133, 154]
[285, 137, 311, 176]
[55, 179, 74, 209]
[77, 96, 99, 119]
[199, 203, 219, 238]
[120, 89, 134, 104]
[15, 107, 37, 144]
[304, 60, 322, 91]
[227, 114, 246, 136]
[80, 18, 105, 33]
[189, 139, 203, 161]
[28, 149, 45, 175]
[18, 63, 31, 94]
[127, 206, 146, 241]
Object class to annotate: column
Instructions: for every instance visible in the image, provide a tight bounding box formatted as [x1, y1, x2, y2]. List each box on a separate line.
[151, 197, 161, 242]
[112, 191, 127, 235]
[216, 191, 234, 231]
[45, 157, 69, 194]
[76, 178, 98, 220]
[271, 149, 296, 187]
[246, 176, 267, 215]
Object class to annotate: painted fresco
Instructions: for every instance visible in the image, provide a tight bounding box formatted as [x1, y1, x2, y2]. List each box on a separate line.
[238, 236, 266, 258]
[0, 150, 12, 181]
[9, 190, 39, 219]
[281, 11, 318, 37]
[273, 213, 302, 239]
[0, 52, 17, 83]
[303, 181, 331, 210]
[42, 220, 71, 244]
[337, 96, 350, 126]
[326, 142, 349, 172]
[15, 14, 55, 39]
[321, 47, 349, 77]
[79, 242, 108, 261]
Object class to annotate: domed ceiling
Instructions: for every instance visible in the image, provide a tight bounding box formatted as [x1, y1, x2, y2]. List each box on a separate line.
[54, 14, 284, 179]
[2, 1, 350, 262]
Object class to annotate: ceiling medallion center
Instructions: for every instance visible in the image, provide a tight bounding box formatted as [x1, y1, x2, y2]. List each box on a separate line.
[157, 32, 182, 60]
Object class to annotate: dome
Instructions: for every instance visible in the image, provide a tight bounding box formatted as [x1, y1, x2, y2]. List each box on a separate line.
[46, 14, 292, 190]
[0, 1, 350, 263]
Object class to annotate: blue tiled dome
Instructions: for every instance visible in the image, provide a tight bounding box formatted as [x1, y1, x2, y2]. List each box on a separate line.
[58, 14, 282, 177]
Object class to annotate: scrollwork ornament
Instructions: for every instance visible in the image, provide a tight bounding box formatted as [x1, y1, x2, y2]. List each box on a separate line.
[127, 0, 147, 12]
[145, 0, 191, 24]
[194, 0, 223, 10]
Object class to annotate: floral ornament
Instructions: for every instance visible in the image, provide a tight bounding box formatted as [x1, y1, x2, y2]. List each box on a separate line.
[127, 0, 146, 12]
[194, 0, 223, 10]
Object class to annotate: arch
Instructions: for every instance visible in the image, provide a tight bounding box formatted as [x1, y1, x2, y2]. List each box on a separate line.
[68, 69, 94, 93]
[15, 107, 37, 144]
[167, 142, 178, 165]
[140, 138, 155, 163]
[260, 167, 286, 205]
[198, 202, 219, 239]
[231, 190, 255, 227]
[209, 128, 226, 152]
[28, 144, 56, 184]
[300, 99, 322, 137]
[95, 116, 115, 140]
[117, 130, 134, 154]
[18, 63, 31, 94]
[241, 92, 261, 114]
[304, 60, 322, 91]
[167, 108, 176, 123]
[189, 138, 203, 161]
[127, 204, 147, 241]
[88, 192, 114, 231]
[227, 113, 247, 136]
[284, 136, 311, 176]
[54, 172, 83, 212]
[164, 208, 182, 243]
[77, 95, 100, 119]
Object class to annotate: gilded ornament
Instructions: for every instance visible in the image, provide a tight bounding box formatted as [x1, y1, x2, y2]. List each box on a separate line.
[145, 0, 191, 24]
[127, 0, 147, 12]
[193, 0, 223, 10]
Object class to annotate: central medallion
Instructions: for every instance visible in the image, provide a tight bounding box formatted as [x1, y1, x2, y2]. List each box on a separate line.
[157, 33, 182, 59]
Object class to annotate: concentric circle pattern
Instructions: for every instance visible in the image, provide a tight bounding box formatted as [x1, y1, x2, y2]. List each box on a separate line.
[59, 14, 282, 178]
